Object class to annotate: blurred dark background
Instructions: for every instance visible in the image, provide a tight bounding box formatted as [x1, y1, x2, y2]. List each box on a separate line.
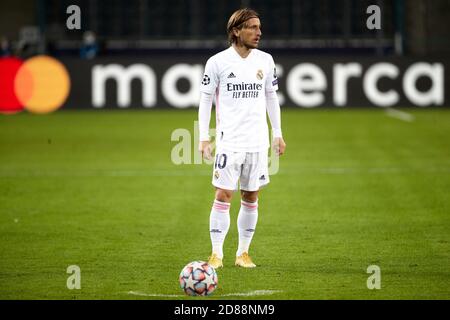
[1, 0, 449, 111]
[1, 0, 449, 57]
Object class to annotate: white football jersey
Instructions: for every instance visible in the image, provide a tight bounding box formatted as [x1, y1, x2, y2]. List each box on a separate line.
[200, 46, 278, 152]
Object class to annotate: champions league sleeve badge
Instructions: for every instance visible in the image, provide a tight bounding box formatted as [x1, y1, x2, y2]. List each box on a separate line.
[202, 75, 210, 85]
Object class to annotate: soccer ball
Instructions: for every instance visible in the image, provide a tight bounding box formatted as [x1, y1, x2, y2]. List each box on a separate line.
[179, 261, 218, 296]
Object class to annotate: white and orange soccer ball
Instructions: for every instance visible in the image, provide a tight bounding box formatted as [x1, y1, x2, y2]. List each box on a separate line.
[179, 261, 218, 296]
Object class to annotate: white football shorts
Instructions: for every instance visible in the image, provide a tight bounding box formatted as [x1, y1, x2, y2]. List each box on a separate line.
[211, 147, 270, 192]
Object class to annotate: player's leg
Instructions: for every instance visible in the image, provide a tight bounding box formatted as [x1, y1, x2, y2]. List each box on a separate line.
[208, 187, 233, 268]
[208, 149, 242, 268]
[215, 187, 234, 202]
[235, 190, 259, 268]
[235, 151, 269, 268]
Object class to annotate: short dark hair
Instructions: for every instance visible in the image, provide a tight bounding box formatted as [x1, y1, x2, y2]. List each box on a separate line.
[226, 8, 260, 44]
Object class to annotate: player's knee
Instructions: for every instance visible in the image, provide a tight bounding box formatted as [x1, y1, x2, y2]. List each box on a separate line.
[215, 188, 233, 203]
[241, 190, 258, 203]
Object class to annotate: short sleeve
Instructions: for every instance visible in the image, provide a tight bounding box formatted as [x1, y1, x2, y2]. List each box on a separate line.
[200, 57, 219, 95]
[265, 54, 278, 93]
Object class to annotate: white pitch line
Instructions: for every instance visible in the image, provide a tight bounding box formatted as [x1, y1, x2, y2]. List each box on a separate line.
[128, 291, 184, 297]
[221, 290, 282, 297]
[385, 108, 415, 122]
[127, 289, 282, 298]
[0, 170, 211, 178]
[3, 164, 450, 178]
[3, 166, 450, 178]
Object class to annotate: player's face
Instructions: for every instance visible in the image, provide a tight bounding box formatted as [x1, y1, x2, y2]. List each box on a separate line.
[237, 18, 262, 49]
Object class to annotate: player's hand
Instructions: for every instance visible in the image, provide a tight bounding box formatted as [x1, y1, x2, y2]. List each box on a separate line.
[272, 137, 286, 156]
[199, 141, 213, 160]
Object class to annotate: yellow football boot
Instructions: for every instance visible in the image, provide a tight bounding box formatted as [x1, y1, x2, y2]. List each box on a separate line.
[235, 252, 256, 268]
[207, 253, 223, 269]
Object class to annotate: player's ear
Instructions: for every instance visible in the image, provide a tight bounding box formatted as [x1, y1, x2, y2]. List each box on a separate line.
[232, 27, 240, 38]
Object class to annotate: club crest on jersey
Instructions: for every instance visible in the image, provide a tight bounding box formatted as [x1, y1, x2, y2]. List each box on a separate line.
[256, 69, 264, 80]
[214, 170, 220, 179]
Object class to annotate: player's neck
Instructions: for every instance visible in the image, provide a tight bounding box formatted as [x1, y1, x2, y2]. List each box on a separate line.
[232, 43, 252, 59]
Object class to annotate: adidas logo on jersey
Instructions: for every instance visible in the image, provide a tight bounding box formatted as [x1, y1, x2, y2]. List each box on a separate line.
[227, 72, 236, 78]
[259, 175, 265, 180]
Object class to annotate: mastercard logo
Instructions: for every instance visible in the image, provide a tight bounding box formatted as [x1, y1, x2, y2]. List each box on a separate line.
[0, 55, 70, 114]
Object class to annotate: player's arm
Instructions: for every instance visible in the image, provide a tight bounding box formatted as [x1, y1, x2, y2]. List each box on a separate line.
[198, 58, 218, 160]
[198, 92, 213, 160]
[266, 90, 286, 156]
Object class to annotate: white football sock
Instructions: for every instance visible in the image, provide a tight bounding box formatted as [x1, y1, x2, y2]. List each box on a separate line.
[209, 199, 230, 259]
[236, 199, 258, 257]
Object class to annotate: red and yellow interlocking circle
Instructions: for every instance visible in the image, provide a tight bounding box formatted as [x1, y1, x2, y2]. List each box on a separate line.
[0, 55, 70, 114]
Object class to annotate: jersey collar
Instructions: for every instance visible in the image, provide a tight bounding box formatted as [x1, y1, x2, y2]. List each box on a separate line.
[229, 45, 255, 61]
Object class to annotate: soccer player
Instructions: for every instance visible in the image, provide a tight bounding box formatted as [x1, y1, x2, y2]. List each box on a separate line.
[198, 8, 286, 268]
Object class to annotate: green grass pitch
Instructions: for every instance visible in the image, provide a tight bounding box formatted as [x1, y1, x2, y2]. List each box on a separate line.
[0, 108, 449, 300]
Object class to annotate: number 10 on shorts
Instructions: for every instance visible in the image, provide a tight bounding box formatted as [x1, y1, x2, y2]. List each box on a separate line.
[215, 154, 227, 169]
